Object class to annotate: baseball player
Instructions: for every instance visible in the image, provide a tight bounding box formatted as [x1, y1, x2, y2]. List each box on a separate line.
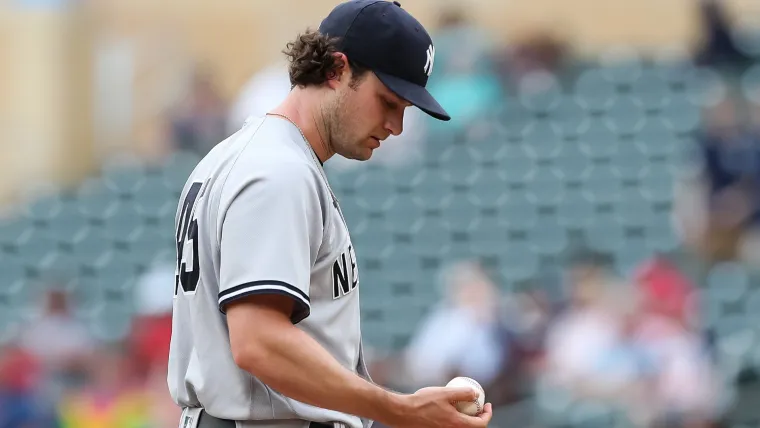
[167, 1, 494, 427]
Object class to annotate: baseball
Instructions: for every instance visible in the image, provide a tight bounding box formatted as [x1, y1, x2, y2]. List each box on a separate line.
[446, 377, 485, 416]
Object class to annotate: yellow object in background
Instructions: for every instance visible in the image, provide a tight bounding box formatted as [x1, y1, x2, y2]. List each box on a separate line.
[58, 389, 153, 428]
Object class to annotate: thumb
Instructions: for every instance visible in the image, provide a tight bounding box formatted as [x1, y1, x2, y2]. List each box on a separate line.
[446, 386, 479, 402]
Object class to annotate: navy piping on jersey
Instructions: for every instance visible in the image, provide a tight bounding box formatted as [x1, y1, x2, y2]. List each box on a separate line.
[218, 280, 311, 324]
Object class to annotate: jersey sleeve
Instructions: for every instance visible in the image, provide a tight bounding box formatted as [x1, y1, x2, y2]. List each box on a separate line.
[217, 163, 325, 324]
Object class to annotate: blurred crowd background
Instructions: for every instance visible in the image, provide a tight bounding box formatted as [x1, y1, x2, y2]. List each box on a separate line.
[2, 0, 760, 427]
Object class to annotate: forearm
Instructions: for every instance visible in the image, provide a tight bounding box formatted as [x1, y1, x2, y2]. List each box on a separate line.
[235, 323, 403, 424]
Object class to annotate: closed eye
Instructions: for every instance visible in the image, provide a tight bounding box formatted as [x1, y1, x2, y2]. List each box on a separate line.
[382, 96, 399, 111]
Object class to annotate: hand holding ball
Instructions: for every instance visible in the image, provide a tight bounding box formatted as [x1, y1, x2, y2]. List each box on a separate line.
[446, 377, 485, 416]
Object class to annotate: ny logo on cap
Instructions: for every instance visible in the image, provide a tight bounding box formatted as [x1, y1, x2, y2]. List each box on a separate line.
[424, 44, 435, 77]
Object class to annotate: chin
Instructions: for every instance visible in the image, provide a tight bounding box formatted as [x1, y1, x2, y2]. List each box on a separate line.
[341, 148, 373, 161]
[355, 150, 373, 161]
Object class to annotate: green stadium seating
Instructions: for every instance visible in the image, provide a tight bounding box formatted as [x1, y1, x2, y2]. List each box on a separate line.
[579, 120, 618, 160]
[526, 167, 564, 206]
[102, 165, 147, 199]
[574, 69, 617, 113]
[605, 97, 645, 136]
[0, 254, 26, 290]
[630, 68, 672, 110]
[551, 97, 590, 139]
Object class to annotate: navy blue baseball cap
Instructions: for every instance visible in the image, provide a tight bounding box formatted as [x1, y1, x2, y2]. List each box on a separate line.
[319, 0, 450, 121]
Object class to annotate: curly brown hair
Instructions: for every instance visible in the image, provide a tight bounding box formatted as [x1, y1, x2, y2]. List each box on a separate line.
[283, 29, 369, 89]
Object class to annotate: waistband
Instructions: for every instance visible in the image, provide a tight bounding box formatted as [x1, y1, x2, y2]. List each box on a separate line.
[195, 409, 335, 428]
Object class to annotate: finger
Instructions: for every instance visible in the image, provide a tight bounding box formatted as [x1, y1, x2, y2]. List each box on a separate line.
[456, 411, 490, 428]
[457, 403, 493, 427]
[477, 403, 493, 421]
[445, 386, 479, 402]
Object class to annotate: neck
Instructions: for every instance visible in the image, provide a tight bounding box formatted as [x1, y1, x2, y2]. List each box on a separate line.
[269, 86, 333, 163]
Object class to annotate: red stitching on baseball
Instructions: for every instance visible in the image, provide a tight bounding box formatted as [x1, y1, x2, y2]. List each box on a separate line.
[456, 378, 484, 415]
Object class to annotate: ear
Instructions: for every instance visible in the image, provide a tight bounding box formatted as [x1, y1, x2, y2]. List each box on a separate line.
[326, 52, 351, 89]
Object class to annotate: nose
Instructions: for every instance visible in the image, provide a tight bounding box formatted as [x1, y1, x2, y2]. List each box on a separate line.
[384, 110, 404, 137]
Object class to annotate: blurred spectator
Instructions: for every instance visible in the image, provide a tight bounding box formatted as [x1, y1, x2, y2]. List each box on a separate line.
[674, 98, 760, 266]
[493, 32, 568, 92]
[129, 262, 175, 379]
[428, 6, 495, 80]
[167, 65, 229, 157]
[542, 251, 646, 401]
[634, 257, 698, 328]
[18, 289, 94, 397]
[57, 345, 152, 428]
[0, 345, 59, 428]
[129, 262, 183, 427]
[484, 286, 558, 407]
[402, 261, 507, 391]
[502, 287, 556, 367]
[425, 6, 503, 135]
[538, 251, 725, 427]
[227, 61, 293, 134]
[630, 257, 723, 427]
[695, 0, 751, 68]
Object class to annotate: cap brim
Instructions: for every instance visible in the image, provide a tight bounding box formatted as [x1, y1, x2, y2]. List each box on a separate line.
[374, 71, 450, 121]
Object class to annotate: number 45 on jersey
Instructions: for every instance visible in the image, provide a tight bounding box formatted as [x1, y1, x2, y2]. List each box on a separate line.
[175, 181, 204, 297]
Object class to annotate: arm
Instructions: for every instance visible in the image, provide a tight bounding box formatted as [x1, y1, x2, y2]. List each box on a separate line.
[227, 294, 405, 425]
[218, 164, 491, 428]
[218, 164, 404, 424]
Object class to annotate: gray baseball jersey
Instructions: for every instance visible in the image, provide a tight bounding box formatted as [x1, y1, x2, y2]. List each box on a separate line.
[167, 115, 373, 428]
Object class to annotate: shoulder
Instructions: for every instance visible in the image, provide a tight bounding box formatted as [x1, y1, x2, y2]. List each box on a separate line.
[235, 117, 313, 167]
[226, 153, 322, 199]
[221, 119, 325, 198]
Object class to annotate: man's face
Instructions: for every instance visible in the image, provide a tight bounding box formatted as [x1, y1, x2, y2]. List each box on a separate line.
[567, 264, 604, 304]
[325, 70, 410, 161]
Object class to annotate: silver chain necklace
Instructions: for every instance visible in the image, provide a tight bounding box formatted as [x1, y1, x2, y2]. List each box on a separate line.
[266, 113, 349, 228]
